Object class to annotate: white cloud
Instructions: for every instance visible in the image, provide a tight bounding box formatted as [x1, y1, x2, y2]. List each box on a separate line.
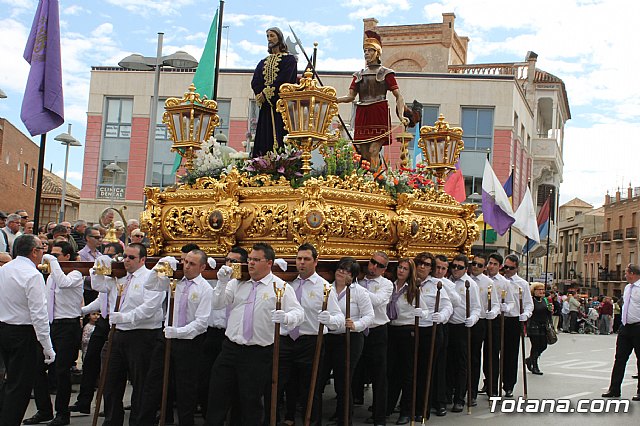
[341, 0, 411, 20]
[0, 19, 30, 92]
[237, 40, 266, 55]
[63, 4, 88, 16]
[105, 0, 196, 16]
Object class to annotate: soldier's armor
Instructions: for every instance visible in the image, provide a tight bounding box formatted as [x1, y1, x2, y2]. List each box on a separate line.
[352, 64, 395, 105]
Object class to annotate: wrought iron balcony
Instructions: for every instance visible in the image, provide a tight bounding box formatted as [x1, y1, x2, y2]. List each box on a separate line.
[626, 227, 637, 240]
[612, 229, 624, 241]
[601, 231, 611, 242]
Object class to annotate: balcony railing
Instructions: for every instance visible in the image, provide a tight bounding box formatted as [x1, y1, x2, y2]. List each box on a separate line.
[627, 227, 637, 240]
[599, 270, 623, 281]
[612, 229, 624, 241]
[601, 231, 611, 242]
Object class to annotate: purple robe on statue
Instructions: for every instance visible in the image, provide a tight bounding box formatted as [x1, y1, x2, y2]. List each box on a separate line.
[250, 53, 298, 157]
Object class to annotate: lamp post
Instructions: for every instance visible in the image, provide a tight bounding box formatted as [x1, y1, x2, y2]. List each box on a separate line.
[105, 161, 124, 208]
[215, 130, 228, 146]
[0, 88, 7, 99]
[54, 124, 82, 222]
[118, 33, 198, 187]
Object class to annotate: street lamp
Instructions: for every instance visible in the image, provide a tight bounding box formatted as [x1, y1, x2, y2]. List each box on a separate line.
[118, 32, 198, 187]
[0, 88, 7, 99]
[105, 160, 124, 208]
[54, 124, 82, 222]
[215, 130, 228, 146]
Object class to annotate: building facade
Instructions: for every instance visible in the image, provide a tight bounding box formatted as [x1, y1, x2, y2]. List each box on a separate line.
[79, 14, 570, 261]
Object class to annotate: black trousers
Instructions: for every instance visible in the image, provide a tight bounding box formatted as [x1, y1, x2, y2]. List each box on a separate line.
[198, 327, 225, 419]
[445, 323, 470, 405]
[528, 334, 547, 359]
[501, 317, 521, 392]
[386, 326, 414, 417]
[432, 322, 448, 408]
[32, 319, 82, 417]
[320, 332, 364, 426]
[415, 326, 441, 417]
[470, 319, 487, 399]
[103, 328, 160, 426]
[0, 323, 38, 426]
[352, 325, 388, 424]
[264, 335, 323, 426]
[607, 323, 640, 394]
[139, 334, 205, 426]
[205, 339, 272, 426]
[74, 316, 109, 410]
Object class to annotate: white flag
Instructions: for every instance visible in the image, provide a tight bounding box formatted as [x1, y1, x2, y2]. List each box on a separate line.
[513, 187, 540, 243]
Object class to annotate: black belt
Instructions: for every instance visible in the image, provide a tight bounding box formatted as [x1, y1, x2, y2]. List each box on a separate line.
[52, 317, 81, 324]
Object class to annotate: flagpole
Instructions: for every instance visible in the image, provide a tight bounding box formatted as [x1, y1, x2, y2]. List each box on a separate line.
[33, 134, 47, 232]
[544, 189, 553, 291]
[482, 222, 487, 253]
[507, 164, 514, 253]
[525, 237, 530, 282]
[212, 0, 225, 100]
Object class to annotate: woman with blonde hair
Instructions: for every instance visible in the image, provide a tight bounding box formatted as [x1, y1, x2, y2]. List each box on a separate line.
[526, 283, 553, 375]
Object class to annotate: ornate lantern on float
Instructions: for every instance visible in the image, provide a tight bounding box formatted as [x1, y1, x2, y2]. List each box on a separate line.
[418, 114, 465, 189]
[276, 69, 339, 174]
[163, 84, 220, 172]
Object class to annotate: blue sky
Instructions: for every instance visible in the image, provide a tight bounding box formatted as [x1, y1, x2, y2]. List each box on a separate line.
[0, 0, 638, 208]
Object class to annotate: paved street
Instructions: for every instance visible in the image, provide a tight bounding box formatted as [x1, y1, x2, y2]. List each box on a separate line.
[25, 332, 638, 425]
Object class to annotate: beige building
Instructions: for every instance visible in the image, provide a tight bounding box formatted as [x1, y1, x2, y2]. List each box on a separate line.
[598, 186, 640, 297]
[551, 198, 603, 294]
[79, 14, 570, 260]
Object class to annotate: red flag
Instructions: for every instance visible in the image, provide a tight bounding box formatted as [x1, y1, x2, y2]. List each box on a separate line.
[444, 162, 466, 202]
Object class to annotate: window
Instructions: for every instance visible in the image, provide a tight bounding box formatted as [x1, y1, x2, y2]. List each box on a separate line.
[461, 107, 494, 151]
[410, 105, 439, 164]
[23, 162, 29, 185]
[152, 98, 177, 188]
[464, 176, 482, 198]
[152, 162, 176, 188]
[99, 98, 132, 187]
[216, 99, 231, 140]
[29, 168, 35, 188]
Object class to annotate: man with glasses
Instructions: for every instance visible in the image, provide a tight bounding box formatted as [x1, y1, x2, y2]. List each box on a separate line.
[431, 254, 460, 417]
[206, 243, 304, 425]
[468, 255, 500, 400]
[25, 242, 82, 426]
[78, 227, 102, 262]
[3, 213, 23, 254]
[498, 254, 533, 397]
[0, 211, 9, 253]
[16, 210, 29, 233]
[267, 243, 344, 426]
[445, 254, 481, 412]
[352, 251, 393, 426]
[69, 243, 123, 415]
[91, 243, 165, 425]
[0, 235, 55, 426]
[602, 264, 640, 401]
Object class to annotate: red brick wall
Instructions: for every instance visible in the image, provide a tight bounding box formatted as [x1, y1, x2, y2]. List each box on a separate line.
[0, 119, 39, 216]
[228, 119, 247, 152]
[126, 117, 150, 201]
[80, 114, 103, 199]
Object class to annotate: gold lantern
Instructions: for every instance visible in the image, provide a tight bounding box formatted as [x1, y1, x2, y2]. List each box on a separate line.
[395, 130, 414, 168]
[163, 84, 220, 172]
[276, 69, 339, 174]
[418, 114, 464, 187]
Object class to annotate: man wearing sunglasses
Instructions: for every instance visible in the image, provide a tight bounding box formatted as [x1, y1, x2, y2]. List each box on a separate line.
[498, 254, 533, 398]
[91, 243, 165, 425]
[25, 242, 82, 426]
[352, 252, 393, 426]
[0, 234, 55, 425]
[445, 254, 481, 412]
[468, 255, 500, 402]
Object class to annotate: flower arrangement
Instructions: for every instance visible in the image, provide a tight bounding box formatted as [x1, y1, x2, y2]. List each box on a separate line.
[180, 136, 246, 185]
[243, 144, 305, 184]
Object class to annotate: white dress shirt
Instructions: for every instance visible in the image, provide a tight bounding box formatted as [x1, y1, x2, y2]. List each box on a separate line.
[493, 273, 534, 318]
[0, 256, 53, 351]
[390, 282, 419, 326]
[281, 272, 345, 336]
[92, 267, 165, 330]
[45, 259, 84, 320]
[449, 273, 482, 325]
[622, 279, 640, 325]
[471, 272, 501, 319]
[212, 272, 304, 346]
[206, 279, 228, 329]
[418, 276, 453, 326]
[146, 273, 213, 339]
[359, 275, 393, 328]
[330, 283, 374, 334]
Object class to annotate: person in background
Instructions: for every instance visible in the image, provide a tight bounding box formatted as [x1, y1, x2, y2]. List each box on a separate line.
[0, 251, 12, 266]
[525, 283, 553, 376]
[16, 210, 29, 233]
[24, 221, 35, 235]
[81, 312, 100, 361]
[599, 296, 613, 335]
[3, 213, 23, 254]
[70, 220, 87, 251]
[613, 297, 622, 333]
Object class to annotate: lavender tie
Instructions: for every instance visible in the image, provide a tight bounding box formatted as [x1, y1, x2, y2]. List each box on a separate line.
[289, 279, 305, 340]
[362, 279, 372, 336]
[243, 280, 260, 342]
[622, 285, 635, 325]
[120, 274, 133, 307]
[387, 285, 406, 321]
[176, 279, 195, 327]
[47, 280, 56, 323]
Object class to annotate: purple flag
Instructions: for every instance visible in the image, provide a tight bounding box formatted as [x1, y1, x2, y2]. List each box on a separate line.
[481, 159, 515, 235]
[21, 0, 64, 136]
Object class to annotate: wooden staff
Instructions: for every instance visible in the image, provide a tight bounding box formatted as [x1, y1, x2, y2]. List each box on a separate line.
[465, 281, 472, 414]
[487, 285, 493, 399]
[92, 282, 124, 426]
[343, 283, 351, 426]
[159, 278, 177, 426]
[410, 286, 420, 425]
[421, 281, 442, 424]
[270, 283, 286, 426]
[499, 289, 506, 398]
[519, 287, 528, 399]
[304, 284, 331, 426]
